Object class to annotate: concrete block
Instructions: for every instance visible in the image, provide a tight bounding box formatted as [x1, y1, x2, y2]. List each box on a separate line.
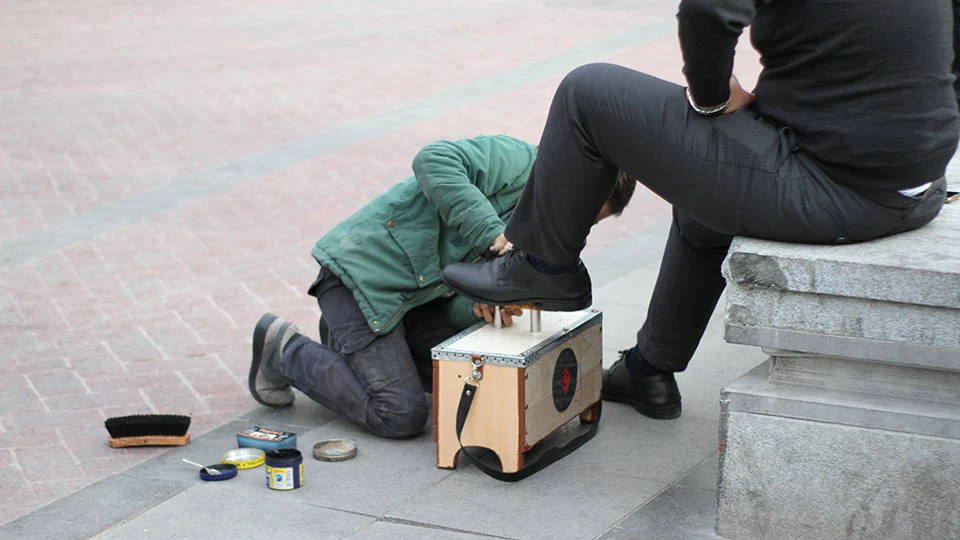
[723, 204, 960, 309]
[722, 204, 960, 370]
[717, 361, 960, 539]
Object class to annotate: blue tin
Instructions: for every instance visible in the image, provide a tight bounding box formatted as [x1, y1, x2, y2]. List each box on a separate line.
[265, 449, 303, 490]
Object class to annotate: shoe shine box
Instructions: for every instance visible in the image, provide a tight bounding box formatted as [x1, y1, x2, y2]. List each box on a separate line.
[432, 309, 602, 473]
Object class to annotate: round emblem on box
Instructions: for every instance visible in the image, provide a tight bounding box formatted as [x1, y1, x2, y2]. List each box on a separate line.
[552, 348, 578, 412]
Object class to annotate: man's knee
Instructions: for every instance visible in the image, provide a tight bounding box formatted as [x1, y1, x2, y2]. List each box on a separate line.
[366, 395, 429, 439]
[558, 63, 615, 104]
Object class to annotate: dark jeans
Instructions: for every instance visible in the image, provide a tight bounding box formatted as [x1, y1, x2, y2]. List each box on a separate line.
[281, 268, 459, 438]
[505, 63, 946, 372]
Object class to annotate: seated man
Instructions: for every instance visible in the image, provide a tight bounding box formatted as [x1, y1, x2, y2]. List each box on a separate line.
[248, 134, 637, 438]
[441, 1, 958, 420]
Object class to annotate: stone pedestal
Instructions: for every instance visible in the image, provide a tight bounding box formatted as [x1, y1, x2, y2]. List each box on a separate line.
[716, 204, 960, 539]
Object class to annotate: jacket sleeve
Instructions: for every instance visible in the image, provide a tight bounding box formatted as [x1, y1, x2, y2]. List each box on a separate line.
[442, 295, 482, 331]
[678, 0, 756, 107]
[411, 135, 536, 253]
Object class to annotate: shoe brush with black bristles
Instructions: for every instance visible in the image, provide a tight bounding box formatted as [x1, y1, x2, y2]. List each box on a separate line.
[104, 414, 191, 448]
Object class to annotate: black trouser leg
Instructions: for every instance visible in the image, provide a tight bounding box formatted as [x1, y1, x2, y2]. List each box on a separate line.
[635, 209, 731, 372]
[283, 270, 431, 438]
[503, 62, 944, 372]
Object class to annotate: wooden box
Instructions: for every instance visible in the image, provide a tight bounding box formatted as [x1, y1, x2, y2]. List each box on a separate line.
[432, 309, 602, 473]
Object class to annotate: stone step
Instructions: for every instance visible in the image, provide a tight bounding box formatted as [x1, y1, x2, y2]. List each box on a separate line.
[722, 203, 960, 370]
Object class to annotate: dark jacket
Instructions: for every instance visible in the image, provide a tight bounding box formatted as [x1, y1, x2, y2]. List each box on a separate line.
[678, 0, 959, 191]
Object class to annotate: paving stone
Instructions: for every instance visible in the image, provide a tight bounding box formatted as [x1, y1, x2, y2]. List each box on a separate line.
[351, 520, 497, 540]
[599, 485, 721, 540]
[26, 370, 87, 398]
[677, 454, 719, 492]
[0, 0, 766, 532]
[15, 445, 84, 482]
[96, 486, 377, 539]
[0, 376, 45, 416]
[388, 466, 667, 540]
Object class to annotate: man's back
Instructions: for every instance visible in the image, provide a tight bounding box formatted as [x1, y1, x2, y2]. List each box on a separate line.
[751, 0, 959, 190]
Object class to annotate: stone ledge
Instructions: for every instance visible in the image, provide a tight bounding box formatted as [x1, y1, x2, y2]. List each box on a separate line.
[723, 293, 960, 369]
[721, 362, 960, 440]
[723, 203, 960, 310]
[722, 203, 960, 368]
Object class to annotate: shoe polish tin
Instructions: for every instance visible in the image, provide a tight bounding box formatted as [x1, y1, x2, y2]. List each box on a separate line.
[265, 449, 303, 490]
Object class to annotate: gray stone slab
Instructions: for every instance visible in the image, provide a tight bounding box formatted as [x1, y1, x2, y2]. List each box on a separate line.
[599, 485, 721, 540]
[119, 420, 265, 482]
[724, 285, 960, 369]
[717, 411, 960, 539]
[723, 362, 960, 439]
[722, 203, 960, 310]
[581, 404, 722, 484]
[255, 418, 454, 517]
[676, 454, 719, 492]
[239, 393, 341, 429]
[351, 519, 507, 540]
[0, 474, 189, 540]
[768, 353, 960, 404]
[93, 483, 376, 539]
[387, 465, 666, 540]
[725, 324, 960, 371]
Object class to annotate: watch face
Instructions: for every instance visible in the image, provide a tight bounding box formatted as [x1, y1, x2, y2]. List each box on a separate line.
[552, 348, 578, 413]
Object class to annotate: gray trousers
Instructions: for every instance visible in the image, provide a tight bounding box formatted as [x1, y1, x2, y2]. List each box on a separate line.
[281, 268, 459, 438]
[505, 63, 946, 372]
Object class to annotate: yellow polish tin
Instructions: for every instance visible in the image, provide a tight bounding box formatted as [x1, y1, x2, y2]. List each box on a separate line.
[220, 447, 266, 469]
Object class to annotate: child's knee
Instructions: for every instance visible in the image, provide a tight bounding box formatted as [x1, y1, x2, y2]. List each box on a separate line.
[366, 396, 428, 439]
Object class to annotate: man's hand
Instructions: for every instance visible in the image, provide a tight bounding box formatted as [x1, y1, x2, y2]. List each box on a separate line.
[724, 75, 755, 114]
[488, 233, 514, 256]
[473, 303, 523, 326]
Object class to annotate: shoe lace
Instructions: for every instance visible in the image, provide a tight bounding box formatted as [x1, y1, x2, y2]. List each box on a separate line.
[498, 248, 526, 271]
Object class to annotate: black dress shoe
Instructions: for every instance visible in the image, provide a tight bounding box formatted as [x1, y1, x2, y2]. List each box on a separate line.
[441, 249, 592, 312]
[602, 352, 681, 419]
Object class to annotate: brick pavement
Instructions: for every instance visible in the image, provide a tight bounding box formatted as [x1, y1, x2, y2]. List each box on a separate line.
[0, 0, 760, 526]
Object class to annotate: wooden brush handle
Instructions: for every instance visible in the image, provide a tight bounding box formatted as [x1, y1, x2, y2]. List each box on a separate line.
[109, 434, 191, 448]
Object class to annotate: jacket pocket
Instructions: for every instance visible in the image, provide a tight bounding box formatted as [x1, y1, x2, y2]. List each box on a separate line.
[385, 212, 441, 288]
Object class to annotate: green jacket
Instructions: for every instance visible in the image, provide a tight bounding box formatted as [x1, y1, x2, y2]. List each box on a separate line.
[311, 135, 536, 335]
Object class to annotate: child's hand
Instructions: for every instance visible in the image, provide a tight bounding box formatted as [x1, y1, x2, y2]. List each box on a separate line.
[473, 303, 524, 326]
[488, 233, 514, 256]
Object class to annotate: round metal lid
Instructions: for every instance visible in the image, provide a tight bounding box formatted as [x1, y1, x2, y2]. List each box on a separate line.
[312, 439, 358, 462]
[220, 447, 266, 469]
[199, 463, 238, 481]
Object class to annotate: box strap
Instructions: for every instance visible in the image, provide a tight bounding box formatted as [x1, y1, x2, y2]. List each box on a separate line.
[455, 381, 600, 482]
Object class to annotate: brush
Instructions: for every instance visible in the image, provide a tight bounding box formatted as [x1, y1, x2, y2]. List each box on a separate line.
[104, 414, 191, 448]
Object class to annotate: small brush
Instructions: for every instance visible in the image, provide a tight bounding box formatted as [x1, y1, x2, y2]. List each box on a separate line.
[104, 414, 191, 448]
[181, 458, 221, 476]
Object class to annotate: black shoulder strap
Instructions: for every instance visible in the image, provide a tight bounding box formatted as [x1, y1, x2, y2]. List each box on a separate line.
[454, 381, 600, 482]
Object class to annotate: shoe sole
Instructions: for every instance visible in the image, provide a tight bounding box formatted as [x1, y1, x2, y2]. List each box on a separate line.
[441, 280, 592, 312]
[603, 393, 681, 420]
[249, 313, 289, 408]
[634, 401, 681, 420]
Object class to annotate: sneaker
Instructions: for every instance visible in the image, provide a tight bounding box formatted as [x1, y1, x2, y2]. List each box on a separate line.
[440, 249, 592, 311]
[602, 350, 681, 419]
[248, 313, 301, 407]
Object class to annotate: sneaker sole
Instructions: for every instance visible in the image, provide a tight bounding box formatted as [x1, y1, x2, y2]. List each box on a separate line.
[249, 313, 289, 408]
